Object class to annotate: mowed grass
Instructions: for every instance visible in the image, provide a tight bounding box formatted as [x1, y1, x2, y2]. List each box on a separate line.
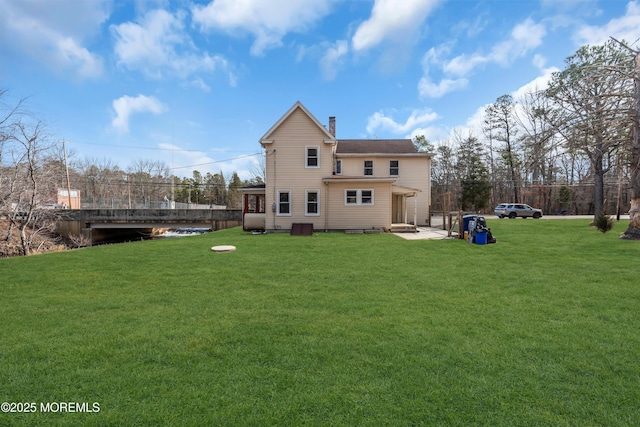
[1, 219, 639, 426]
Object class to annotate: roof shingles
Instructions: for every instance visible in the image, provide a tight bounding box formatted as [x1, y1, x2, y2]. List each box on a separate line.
[336, 139, 417, 154]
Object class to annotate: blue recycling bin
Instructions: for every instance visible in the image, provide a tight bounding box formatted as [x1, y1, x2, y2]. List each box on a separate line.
[462, 215, 478, 234]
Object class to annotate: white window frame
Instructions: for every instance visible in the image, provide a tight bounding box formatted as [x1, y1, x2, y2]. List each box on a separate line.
[306, 146, 320, 168]
[277, 190, 292, 216]
[335, 159, 342, 175]
[364, 160, 373, 176]
[305, 190, 320, 216]
[361, 189, 373, 205]
[344, 189, 374, 206]
[390, 160, 399, 176]
[345, 190, 358, 205]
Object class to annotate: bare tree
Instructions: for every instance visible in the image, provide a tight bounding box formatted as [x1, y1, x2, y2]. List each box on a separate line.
[609, 38, 640, 239]
[515, 89, 559, 185]
[126, 159, 171, 208]
[248, 152, 266, 184]
[545, 41, 634, 219]
[4, 119, 59, 255]
[484, 95, 521, 202]
[73, 157, 123, 208]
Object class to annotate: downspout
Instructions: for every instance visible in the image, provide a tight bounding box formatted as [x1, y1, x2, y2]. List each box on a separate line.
[272, 148, 277, 230]
[324, 181, 329, 232]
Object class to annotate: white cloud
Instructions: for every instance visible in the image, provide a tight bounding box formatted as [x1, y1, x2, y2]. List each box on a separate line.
[112, 8, 235, 84]
[493, 18, 546, 64]
[511, 66, 560, 102]
[408, 126, 445, 143]
[442, 53, 488, 76]
[532, 54, 547, 69]
[419, 18, 546, 99]
[351, 0, 440, 52]
[445, 18, 546, 75]
[187, 78, 212, 93]
[320, 40, 349, 80]
[418, 76, 468, 98]
[366, 108, 439, 136]
[574, 0, 640, 46]
[192, 0, 335, 56]
[0, 0, 108, 79]
[112, 95, 167, 132]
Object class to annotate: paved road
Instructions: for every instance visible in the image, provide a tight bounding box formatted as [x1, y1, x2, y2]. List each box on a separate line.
[494, 214, 629, 220]
[429, 214, 629, 228]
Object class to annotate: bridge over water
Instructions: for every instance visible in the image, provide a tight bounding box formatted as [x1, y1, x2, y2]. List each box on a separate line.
[57, 209, 242, 244]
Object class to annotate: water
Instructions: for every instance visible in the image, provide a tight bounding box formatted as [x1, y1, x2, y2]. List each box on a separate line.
[155, 228, 211, 238]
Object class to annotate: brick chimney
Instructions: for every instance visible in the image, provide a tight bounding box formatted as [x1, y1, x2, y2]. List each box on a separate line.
[329, 116, 336, 137]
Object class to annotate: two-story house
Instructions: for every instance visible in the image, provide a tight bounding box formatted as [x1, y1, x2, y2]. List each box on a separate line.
[240, 101, 433, 233]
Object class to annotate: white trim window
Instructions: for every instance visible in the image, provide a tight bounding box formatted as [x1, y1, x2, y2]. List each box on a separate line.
[345, 189, 374, 206]
[335, 159, 342, 175]
[305, 190, 320, 216]
[390, 160, 399, 176]
[306, 146, 319, 168]
[277, 190, 291, 216]
[364, 160, 373, 176]
[361, 190, 373, 205]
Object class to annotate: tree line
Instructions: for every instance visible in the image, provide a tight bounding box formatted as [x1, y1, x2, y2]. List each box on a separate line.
[69, 157, 263, 210]
[425, 38, 640, 239]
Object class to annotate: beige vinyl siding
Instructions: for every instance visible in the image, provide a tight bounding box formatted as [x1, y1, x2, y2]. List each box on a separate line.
[325, 181, 392, 230]
[340, 155, 431, 225]
[395, 157, 431, 226]
[264, 107, 334, 231]
[340, 157, 380, 177]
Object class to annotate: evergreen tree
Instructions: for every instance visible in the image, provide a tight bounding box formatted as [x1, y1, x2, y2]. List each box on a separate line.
[456, 135, 492, 211]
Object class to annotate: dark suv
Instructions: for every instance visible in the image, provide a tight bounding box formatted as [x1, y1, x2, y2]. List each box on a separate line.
[494, 203, 543, 219]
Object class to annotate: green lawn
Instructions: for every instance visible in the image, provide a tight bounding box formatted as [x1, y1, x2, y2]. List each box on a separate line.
[1, 220, 639, 426]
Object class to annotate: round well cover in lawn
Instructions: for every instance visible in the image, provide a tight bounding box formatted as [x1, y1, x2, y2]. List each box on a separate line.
[211, 245, 236, 252]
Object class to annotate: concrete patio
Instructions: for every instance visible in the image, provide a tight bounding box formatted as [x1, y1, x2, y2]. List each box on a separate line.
[392, 227, 454, 240]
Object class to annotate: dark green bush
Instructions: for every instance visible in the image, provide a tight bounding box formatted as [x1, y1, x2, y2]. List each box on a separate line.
[594, 210, 614, 233]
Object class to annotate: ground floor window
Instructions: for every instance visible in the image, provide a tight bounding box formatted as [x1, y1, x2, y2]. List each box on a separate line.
[306, 190, 319, 216]
[277, 190, 291, 215]
[361, 190, 373, 205]
[345, 189, 374, 206]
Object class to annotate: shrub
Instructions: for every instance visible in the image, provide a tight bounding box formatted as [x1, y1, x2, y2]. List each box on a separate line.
[594, 210, 614, 233]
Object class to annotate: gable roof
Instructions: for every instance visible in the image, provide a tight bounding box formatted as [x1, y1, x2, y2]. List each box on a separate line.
[336, 139, 417, 154]
[259, 101, 336, 144]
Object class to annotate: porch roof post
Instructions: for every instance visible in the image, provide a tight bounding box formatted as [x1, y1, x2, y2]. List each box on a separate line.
[403, 196, 407, 224]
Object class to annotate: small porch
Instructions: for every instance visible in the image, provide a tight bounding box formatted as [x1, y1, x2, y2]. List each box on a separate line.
[239, 185, 266, 231]
[391, 185, 421, 233]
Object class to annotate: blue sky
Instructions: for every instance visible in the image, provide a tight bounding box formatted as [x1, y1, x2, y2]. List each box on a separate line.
[1, 0, 639, 179]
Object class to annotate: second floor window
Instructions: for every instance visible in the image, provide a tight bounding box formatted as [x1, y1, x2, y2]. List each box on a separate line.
[306, 147, 319, 168]
[335, 159, 342, 175]
[364, 160, 373, 176]
[390, 160, 399, 176]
